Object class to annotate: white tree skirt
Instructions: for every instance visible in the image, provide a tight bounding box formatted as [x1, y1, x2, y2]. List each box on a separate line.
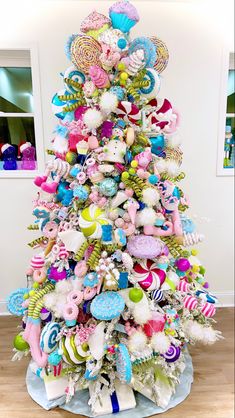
[26, 350, 193, 417]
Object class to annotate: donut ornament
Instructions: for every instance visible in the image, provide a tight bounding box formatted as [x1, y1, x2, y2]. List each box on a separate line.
[79, 204, 112, 239]
[115, 101, 141, 125]
[39, 322, 61, 354]
[132, 260, 166, 290]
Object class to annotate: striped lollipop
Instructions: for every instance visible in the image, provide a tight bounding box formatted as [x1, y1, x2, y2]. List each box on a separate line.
[201, 302, 216, 318]
[149, 37, 169, 74]
[71, 35, 102, 74]
[59, 245, 69, 260]
[162, 344, 181, 363]
[115, 101, 141, 125]
[183, 295, 198, 310]
[151, 289, 164, 302]
[40, 322, 61, 354]
[133, 260, 166, 291]
[40, 307, 52, 323]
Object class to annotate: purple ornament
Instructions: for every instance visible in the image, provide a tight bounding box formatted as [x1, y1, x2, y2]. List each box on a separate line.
[21, 145, 36, 170]
[175, 258, 191, 272]
[49, 266, 67, 282]
[101, 121, 114, 139]
[162, 344, 181, 363]
[127, 235, 165, 259]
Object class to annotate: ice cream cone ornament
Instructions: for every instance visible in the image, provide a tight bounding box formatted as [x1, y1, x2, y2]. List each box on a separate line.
[7, 1, 221, 415]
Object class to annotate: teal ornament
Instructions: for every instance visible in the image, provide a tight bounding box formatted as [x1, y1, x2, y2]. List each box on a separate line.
[129, 37, 156, 68]
[115, 343, 132, 383]
[110, 86, 125, 101]
[73, 185, 88, 201]
[90, 291, 125, 320]
[125, 149, 132, 164]
[118, 272, 128, 289]
[83, 272, 99, 288]
[99, 178, 118, 197]
[48, 349, 62, 366]
[117, 38, 127, 50]
[51, 89, 76, 119]
[150, 135, 165, 156]
[148, 174, 159, 185]
[40, 322, 61, 354]
[70, 166, 80, 178]
[64, 65, 85, 93]
[7, 288, 28, 316]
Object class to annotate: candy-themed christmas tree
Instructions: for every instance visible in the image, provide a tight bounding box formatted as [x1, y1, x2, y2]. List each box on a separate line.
[8, 1, 222, 416]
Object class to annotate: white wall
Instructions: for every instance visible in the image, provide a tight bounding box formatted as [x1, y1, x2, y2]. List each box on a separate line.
[0, 0, 234, 313]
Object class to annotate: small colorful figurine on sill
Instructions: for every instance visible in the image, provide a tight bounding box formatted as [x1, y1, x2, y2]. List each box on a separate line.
[20, 142, 36, 170]
[1, 143, 17, 170]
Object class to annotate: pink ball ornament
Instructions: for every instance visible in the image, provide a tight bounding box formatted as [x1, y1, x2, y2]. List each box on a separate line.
[143, 312, 166, 337]
[74, 261, 88, 277]
[175, 258, 191, 272]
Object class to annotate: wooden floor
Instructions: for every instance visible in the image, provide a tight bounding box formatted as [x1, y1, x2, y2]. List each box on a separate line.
[0, 308, 234, 418]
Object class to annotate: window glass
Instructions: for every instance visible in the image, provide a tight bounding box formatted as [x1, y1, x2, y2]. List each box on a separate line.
[0, 67, 33, 113]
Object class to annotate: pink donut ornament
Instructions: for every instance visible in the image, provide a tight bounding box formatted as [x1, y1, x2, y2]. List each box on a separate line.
[74, 261, 88, 277]
[133, 260, 166, 291]
[67, 290, 83, 306]
[42, 221, 59, 239]
[183, 295, 198, 310]
[83, 286, 97, 301]
[115, 101, 141, 125]
[63, 303, 79, 326]
[201, 302, 216, 318]
[143, 312, 166, 337]
[33, 267, 47, 284]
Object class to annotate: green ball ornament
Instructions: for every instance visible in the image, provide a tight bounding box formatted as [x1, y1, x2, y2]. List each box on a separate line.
[66, 151, 77, 165]
[129, 288, 143, 303]
[13, 334, 29, 351]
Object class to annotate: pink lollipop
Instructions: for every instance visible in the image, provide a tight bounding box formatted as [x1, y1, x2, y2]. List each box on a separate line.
[115, 101, 141, 125]
[133, 259, 166, 290]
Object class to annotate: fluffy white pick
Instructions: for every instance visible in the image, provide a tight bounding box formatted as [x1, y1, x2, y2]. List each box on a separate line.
[99, 91, 118, 114]
[165, 132, 181, 148]
[128, 331, 148, 353]
[83, 108, 103, 130]
[52, 136, 68, 154]
[155, 159, 167, 173]
[151, 332, 171, 354]
[166, 161, 180, 177]
[142, 187, 160, 207]
[55, 280, 72, 294]
[136, 207, 157, 226]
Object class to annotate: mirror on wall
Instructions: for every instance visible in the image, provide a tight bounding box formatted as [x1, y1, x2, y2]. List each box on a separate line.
[217, 51, 235, 176]
[0, 47, 44, 177]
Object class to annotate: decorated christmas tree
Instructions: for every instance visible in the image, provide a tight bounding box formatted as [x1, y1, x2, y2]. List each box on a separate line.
[8, 1, 222, 415]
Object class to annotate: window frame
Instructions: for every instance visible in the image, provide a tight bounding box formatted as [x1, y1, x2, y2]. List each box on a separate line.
[216, 49, 235, 177]
[0, 44, 45, 178]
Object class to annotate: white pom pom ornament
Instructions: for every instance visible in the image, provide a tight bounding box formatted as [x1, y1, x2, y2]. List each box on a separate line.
[128, 331, 148, 353]
[136, 208, 157, 227]
[99, 91, 118, 115]
[151, 332, 171, 354]
[142, 187, 160, 207]
[83, 108, 103, 130]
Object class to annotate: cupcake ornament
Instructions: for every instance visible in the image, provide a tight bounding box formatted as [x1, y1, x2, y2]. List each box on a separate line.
[109, 0, 140, 33]
[80, 10, 111, 39]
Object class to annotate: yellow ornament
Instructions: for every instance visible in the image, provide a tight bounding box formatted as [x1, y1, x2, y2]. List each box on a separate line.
[120, 72, 128, 81]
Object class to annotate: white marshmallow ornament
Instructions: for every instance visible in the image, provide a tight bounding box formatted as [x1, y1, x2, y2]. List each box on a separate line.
[126, 49, 146, 75]
[79, 204, 112, 239]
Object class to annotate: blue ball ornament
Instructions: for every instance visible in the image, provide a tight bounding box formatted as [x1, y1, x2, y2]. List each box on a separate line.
[148, 174, 159, 185]
[117, 38, 127, 50]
